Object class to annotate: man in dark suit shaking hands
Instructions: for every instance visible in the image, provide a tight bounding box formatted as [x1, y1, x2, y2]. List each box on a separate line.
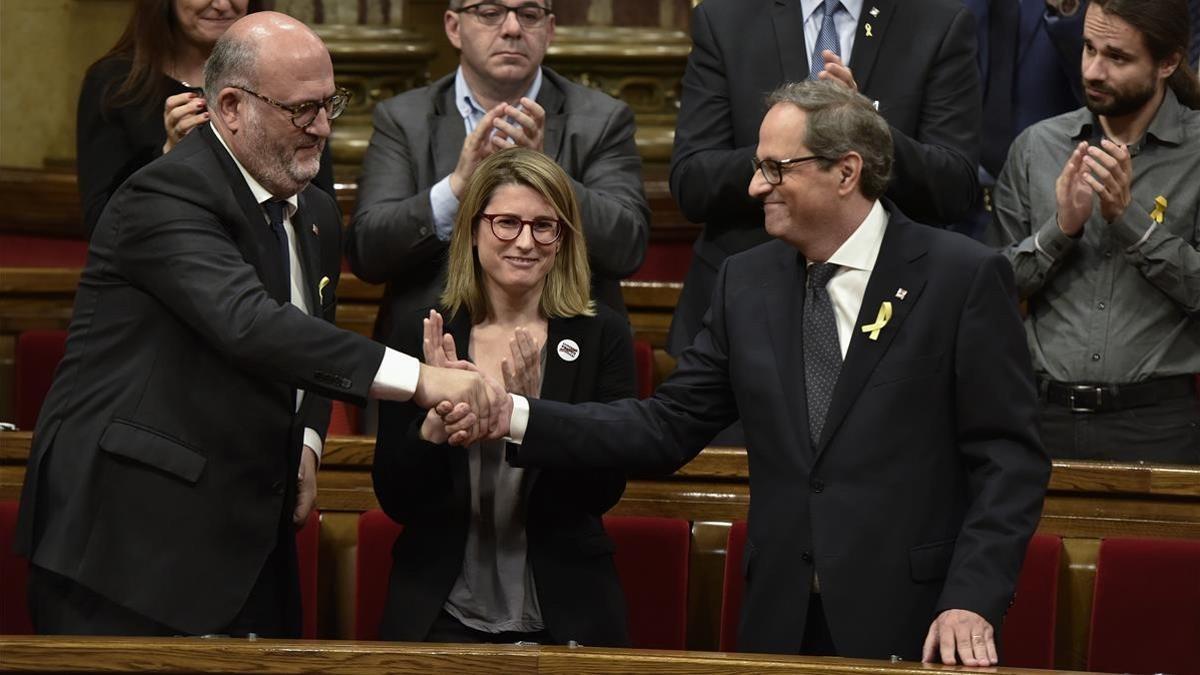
[16, 12, 499, 638]
[457, 81, 1048, 665]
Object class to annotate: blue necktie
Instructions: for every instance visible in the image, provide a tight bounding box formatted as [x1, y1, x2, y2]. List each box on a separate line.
[809, 0, 843, 80]
[263, 199, 291, 299]
[803, 263, 842, 448]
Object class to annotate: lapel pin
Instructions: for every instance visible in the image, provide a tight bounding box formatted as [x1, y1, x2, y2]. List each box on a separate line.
[861, 301, 893, 341]
[318, 276, 330, 304]
[1150, 195, 1168, 223]
[894, 287, 908, 300]
[311, 223, 320, 236]
[864, 23, 874, 37]
[869, 6, 880, 16]
[556, 339, 580, 362]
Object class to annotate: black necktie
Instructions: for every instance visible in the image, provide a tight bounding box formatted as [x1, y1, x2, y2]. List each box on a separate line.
[981, 0, 1019, 177]
[263, 199, 291, 299]
[803, 263, 842, 448]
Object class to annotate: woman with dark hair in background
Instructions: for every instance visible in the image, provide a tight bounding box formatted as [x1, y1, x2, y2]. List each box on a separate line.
[371, 147, 634, 646]
[76, 0, 334, 238]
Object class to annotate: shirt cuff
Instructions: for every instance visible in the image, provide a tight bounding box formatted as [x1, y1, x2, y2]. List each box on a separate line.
[1034, 215, 1079, 261]
[506, 394, 530, 444]
[303, 428, 323, 464]
[1108, 213, 1157, 251]
[370, 347, 420, 401]
[429, 176, 460, 242]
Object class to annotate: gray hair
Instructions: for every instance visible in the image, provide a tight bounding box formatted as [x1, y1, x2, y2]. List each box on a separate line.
[765, 81, 893, 199]
[203, 31, 259, 102]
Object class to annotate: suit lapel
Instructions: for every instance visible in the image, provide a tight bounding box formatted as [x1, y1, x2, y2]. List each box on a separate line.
[538, 73, 567, 164]
[198, 125, 288, 303]
[292, 191, 322, 316]
[763, 245, 815, 466]
[848, 0, 895, 93]
[773, 0, 810, 82]
[431, 84, 466, 179]
[813, 211, 928, 462]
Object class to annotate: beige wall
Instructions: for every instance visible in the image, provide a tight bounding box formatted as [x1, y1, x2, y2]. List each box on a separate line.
[1, 0, 130, 168]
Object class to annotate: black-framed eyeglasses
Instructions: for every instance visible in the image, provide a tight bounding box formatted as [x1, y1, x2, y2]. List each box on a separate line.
[235, 86, 352, 128]
[479, 212, 563, 245]
[455, 2, 553, 29]
[751, 155, 828, 185]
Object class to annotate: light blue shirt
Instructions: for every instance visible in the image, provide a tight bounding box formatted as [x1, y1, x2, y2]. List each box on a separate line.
[801, 0, 864, 68]
[428, 67, 545, 241]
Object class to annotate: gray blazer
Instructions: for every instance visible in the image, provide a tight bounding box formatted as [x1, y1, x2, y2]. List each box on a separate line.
[349, 68, 650, 344]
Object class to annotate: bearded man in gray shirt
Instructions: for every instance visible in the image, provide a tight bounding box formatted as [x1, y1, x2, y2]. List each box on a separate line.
[990, 0, 1200, 463]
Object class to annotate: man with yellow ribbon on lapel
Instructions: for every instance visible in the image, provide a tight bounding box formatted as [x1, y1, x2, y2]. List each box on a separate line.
[435, 81, 1049, 665]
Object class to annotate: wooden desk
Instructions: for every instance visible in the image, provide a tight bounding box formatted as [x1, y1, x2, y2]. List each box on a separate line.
[0, 635, 1092, 674]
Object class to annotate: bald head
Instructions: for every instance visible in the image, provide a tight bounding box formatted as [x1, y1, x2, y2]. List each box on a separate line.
[204, 12, 328, 103]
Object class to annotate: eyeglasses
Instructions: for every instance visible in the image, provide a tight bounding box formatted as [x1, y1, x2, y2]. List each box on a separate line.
[479, 212, 563, 245]
[235, 86, 352, 128]
[455, 2, 553, 29]
[751, 155, 828, 185]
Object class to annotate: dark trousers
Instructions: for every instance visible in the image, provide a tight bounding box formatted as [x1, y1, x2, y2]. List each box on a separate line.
[800, 593, 837, 656]
[425, 609, 552, 645]
[29, 534, 294, 637]
[1038, 394, 1200, 464]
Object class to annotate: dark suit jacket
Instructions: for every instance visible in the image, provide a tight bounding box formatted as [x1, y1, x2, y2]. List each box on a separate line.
[667, 0, 982, 353]
[510, 204, 1048, 659]
[372, 305, 635, 646]
[15, 124, 384, 635]
[348, 68, 650, 345]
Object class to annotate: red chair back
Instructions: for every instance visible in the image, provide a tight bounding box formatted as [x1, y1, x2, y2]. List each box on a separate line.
[0, 501, 34, 634]
[604, 515, 690, 649]
[1087, 537, 1200, 674]
[295, 509, 320, 639]
[1001, 533, 1062, 667]
[718, 521, 747, 651]
[327, 400, 360, 436]
[633, 340, 654, 399]
[354, 509, 404, 640]
[13, 330, 68, 431]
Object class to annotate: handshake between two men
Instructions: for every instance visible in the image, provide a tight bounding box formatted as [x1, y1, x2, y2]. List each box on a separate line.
[411, 309, 518, 446]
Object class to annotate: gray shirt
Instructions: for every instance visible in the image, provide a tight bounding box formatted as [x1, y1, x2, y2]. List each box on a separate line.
[989, 89, 1200, 384]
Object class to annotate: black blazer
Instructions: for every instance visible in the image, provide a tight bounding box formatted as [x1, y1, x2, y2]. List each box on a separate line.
[667, 0, 982, 353]
[511, 205, 1049, 659]
[16, 124, 383, 635]
[373, 305, 635, 646]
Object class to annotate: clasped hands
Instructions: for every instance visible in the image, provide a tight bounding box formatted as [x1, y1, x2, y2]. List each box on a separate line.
[413, 310, 535, 446]
[1056, 138, 1134, 237]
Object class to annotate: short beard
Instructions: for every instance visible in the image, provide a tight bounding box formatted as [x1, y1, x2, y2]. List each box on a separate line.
[1084, 77, 1157, 117]
[241, 107, 323, 198]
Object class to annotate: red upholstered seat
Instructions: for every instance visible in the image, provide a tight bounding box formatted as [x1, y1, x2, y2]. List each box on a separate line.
[718, 521, 747, 651]
[354, 509, 404, 640]
[603, 515, 690, 650]
[629, 241, 693, 282]
[0, 501, 33, 635]
[1087, 537, 1200, 674]
[295, 509, 320, 639]
[633, 339, 654, 399]
[327, 400, 360, 436]
[1001, 533, 1062, 668]
[13, 330, 68, 431]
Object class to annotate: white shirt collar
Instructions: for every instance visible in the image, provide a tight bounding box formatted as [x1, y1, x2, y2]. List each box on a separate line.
[454, 66, 544, 121]
[824, 199, 888, 272]
[801, 0, 863, 24]
[209, 122, 299, 217]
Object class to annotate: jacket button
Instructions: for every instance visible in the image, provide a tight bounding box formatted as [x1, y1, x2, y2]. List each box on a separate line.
[810, 478, 824, 493]
[801, 552, 813, 563]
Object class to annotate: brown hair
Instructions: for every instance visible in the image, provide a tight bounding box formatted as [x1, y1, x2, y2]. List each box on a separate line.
[441, 147, 594, 323]
[1089, 0, 1200, 109]
[91, 0, 261, 110]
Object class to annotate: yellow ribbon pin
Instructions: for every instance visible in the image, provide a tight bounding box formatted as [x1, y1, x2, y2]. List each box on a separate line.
[861, 301, 892, 341]
[1150, 195, 1167, 223]
[864, 23, 874, 37]
[318, 276, 330, 304]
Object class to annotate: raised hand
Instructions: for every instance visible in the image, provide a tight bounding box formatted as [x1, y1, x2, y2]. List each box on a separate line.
[162, 92, 210, 154]
[490, 97, 546, 153]
[1082, 139, 1132, 224]
[449, 104, 507, 198]
[422, 310, 469, 369]
[500, 326, 542, 398]
[1055, 141, 1094, 237]
[815, 50, 858, 91]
